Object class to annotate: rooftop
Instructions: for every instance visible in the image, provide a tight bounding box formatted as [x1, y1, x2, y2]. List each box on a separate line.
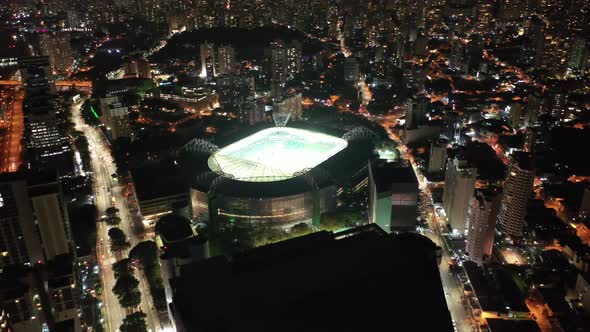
[130, 163, 189, 201]
[169, 224, 453, 332]
[208, 127, 347, 182]
[370, 160, 419, 194]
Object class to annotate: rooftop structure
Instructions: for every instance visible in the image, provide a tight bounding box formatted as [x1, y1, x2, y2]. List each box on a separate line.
[208, 127, 347, 182]
[169, 224, 453, 332]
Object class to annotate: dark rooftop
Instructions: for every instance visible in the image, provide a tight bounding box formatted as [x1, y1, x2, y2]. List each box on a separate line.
[170, 224, 453, 332]
[463, 261, 529, 313]
[155, 215, 193, 243]
[370, 160, 419, 194]
[131, 163, 189, 201]
[511, 151, 534, 171]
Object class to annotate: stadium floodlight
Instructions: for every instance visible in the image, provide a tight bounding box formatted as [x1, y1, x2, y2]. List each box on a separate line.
[208, 127, 347, 182]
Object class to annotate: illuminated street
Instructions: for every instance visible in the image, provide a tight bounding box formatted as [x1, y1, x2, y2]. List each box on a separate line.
[0, 87, 24, 173]
[377, 108, 474, 332]
[71, 101, 161, 332]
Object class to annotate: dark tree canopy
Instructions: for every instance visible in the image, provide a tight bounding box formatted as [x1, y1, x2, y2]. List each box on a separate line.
[105, 207, 119, 217]
[120, 312, 148, 332]
[108, 227, 130, 252]
[112, 259, 132, 279]
[129, 241, 158, 268]
[112, 273, 141, 308]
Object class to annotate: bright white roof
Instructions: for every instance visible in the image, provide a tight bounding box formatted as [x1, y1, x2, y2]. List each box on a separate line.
[208, 127, 348, 182]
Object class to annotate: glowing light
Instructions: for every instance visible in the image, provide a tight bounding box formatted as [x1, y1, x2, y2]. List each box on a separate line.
[209, 127, 347, 182]
[90, 106, 99, 119]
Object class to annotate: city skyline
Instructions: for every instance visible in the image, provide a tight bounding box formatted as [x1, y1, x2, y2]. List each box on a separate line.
[1, 1, 590, 332]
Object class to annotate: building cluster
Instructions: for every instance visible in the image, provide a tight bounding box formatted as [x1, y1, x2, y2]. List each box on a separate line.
[0, 171, 79, 331]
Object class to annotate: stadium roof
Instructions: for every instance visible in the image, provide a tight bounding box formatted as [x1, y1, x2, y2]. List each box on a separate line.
[208, 127, 347, 182]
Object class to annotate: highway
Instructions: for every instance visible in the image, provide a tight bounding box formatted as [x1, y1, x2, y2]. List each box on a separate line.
[71, 101, 162, 332]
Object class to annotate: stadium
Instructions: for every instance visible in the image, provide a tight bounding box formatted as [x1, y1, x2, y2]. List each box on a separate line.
[185, 126, 373, 228]
[208, 127, 348, 182]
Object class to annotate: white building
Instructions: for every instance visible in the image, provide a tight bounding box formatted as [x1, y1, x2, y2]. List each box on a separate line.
[442, 156, 477, 233]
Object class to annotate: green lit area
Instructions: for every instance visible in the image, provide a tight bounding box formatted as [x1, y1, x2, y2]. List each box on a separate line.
[90, 106, 99, 119]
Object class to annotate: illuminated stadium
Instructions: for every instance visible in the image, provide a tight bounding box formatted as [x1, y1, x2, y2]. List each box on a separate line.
[185, 127, 352, 228]
[183, 125, 378, 228]
[208, 127, 348, 182]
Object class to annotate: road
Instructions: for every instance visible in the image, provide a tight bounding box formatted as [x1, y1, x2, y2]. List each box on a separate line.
[379, 109, 474, 332]
[71, 101, 161, 332]
[335, 25, 473, 331]
[0, 87, 24, 173]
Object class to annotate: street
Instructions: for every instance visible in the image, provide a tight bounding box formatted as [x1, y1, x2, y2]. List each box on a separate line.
[335, 28, 473, 331]
[378, 109, 475, 332]
[71, 101, 161, 332]
[0, 87, 24, 173]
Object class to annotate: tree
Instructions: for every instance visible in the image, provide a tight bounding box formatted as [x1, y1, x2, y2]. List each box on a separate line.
[81, 99, 102, 126]
[112, 273, 139, 296]
[105, 207, 119, 217]
[112, 259, 132, 279]
[320, 211, 364, 231]
[108, 227, 131, 252]
[290, 222, 312, 237]
[105, 216, 121, 226]
[119, 288, 141, 308]
[120, 312, 147, 332]
[129, 241, 158, 268]
[112, 273, 141, 308]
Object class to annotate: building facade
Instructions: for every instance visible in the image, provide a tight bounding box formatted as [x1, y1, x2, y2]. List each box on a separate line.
[466, 189, 501, 266]
[442, 156, 477, 233]
[498, 152, 535, 237]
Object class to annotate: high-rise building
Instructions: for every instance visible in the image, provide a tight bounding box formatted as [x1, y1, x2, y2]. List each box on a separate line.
[216, 45, 236, 76]
[428, 139, 447, 173]
[343, 57, 360, 82]
[530, 15, 547, 69]
[106, 102, 131, 141]
[0, 255, 81, 331]
[267, 40, 302, 84]
[199, 42, 216, 79]
[498, 152, 535, 237]
[27, 172, 73, 261]
[0, 173, 44, 267]
[567, 37, 588, 74]
[123, 58, 152, 78]
[442, 156, 477, 233]
[466, 189, 501, 266]
[465, 34, 483, 75]
[19, 57, 72, 173]
[272, 93, 302, 126]
[0, 171, 73, 267]
[406, 94, 430, 130]
[0, 271, 43, 331]
[200, 44, 237, 79]
[19, 57, 55, 95]
[99, 95, 132, 140]
[369, 160, 420, 233]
